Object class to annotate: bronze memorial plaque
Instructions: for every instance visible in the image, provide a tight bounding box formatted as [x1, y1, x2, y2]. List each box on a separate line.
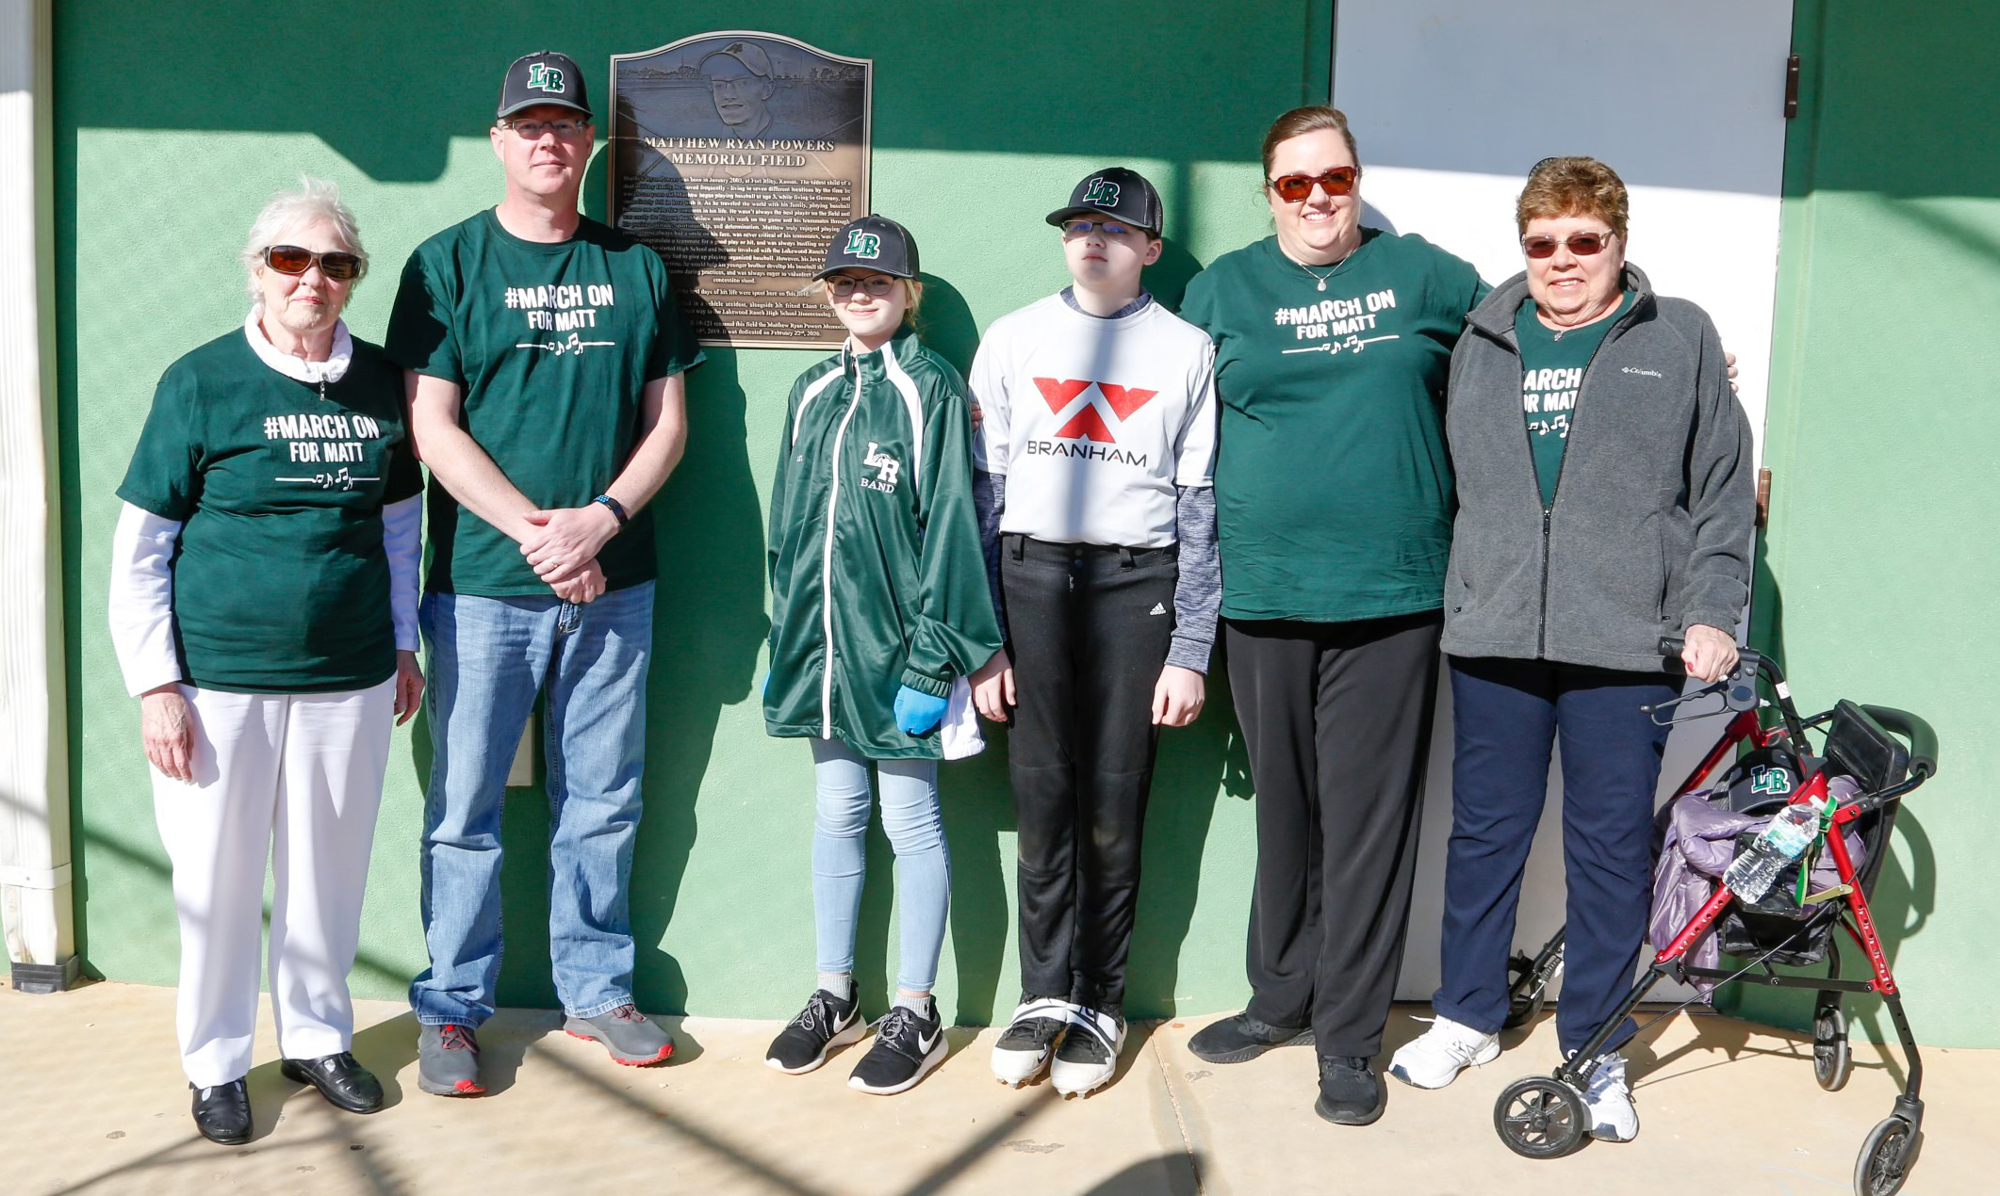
[609, 32, 872, 349]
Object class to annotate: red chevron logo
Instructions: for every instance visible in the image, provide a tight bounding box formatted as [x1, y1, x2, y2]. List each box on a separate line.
[1031, 377, 1159, 444]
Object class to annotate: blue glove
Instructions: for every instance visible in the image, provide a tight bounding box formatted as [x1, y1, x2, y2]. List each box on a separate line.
[893, 685, 949, 736]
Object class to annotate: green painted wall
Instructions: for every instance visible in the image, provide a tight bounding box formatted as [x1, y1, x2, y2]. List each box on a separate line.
[58, 2, 1329, 1025]
[1734, 2, 2000, 1047]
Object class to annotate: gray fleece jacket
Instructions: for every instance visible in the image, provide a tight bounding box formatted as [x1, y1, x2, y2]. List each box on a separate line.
[1440, 263, 1754, 672]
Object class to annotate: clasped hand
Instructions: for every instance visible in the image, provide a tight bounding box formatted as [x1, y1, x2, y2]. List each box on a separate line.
[522, 504, 618, 603]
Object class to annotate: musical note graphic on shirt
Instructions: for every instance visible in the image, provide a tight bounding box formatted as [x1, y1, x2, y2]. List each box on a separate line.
[515, 332, 618, 357]
[1281, 334, 1401, 356]
[275, 468, 378, 491]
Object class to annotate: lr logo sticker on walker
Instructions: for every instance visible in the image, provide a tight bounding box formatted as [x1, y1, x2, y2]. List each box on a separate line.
[1750, 766, 1793, 796]
[860, 442, 900, 493]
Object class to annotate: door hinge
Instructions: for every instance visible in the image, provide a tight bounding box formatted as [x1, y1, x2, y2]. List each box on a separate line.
[1784, 54, 1801, 119]
[1756, 467, 1772, 529]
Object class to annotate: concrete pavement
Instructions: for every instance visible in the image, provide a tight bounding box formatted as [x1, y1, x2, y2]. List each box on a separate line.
[3, 977, 1990, 1195]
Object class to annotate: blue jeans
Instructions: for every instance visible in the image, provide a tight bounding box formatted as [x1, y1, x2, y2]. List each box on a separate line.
[411, 583, 655, 1027]
[809, 739, 948, 993]
[1433, 656, 1676, 1056]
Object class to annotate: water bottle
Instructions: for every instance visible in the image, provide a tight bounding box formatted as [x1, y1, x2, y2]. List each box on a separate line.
[1724, 798, 1824, 902]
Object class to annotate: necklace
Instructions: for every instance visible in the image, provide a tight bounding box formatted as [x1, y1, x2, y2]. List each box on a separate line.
[1298, 261, 1339, 292]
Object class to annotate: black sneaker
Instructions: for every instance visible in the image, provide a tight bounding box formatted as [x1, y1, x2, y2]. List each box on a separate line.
[1314, 1054, 1386, 1126]
[848, 1000, 947, 1095]
[189, 1078, 252, 1145]
[1050, 1006, 1125, 1097]
[765, 988, 865, 1075]
[989, 994, 1073, 1086]
[1187, 1011, 1315, 1064]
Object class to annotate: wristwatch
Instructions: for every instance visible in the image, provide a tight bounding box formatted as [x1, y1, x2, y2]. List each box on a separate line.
[592, 494, 629, 529]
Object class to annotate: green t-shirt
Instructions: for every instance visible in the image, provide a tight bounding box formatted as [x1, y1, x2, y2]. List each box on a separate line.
[117, 330, 422, 693]
[1179, 230, 1489, 622]
[1515, 290, 1636, 509]
[383, 209, 704, 596]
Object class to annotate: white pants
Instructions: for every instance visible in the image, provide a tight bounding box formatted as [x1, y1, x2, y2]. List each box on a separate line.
[151, 678, 394, 1087]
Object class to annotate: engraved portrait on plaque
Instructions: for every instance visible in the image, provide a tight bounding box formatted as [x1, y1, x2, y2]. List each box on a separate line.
[609, 33, 872, 349]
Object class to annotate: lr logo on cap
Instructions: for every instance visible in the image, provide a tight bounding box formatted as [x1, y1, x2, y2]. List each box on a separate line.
[1750, 765, 1793, 796]
[845, 230, 881, 259]
[526, 62, 566, 93]
[1083, 177, 1121, 205]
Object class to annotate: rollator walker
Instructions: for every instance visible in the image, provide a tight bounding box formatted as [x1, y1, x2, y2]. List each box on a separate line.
[1492, 637, 1938, 1196]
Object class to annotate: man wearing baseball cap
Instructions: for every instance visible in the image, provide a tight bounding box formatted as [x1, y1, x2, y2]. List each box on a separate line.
[385, 49, 704, 1096]
[968, 167, 1219, 1096]
[698, 41, 777, 140]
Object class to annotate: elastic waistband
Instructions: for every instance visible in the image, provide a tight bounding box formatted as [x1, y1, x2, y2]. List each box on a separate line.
[1003, 534, 1177, 568]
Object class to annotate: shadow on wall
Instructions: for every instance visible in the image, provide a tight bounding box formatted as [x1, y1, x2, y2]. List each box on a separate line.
[53, 2, 1321, 179]
[1726, 559, 1942, 1046]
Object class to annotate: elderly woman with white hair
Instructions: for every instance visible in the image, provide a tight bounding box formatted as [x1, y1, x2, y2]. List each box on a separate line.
[108, 177, 424, 1144]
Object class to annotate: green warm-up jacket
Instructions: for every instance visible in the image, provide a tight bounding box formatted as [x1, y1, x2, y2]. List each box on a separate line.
[764, 331, 1003, 759]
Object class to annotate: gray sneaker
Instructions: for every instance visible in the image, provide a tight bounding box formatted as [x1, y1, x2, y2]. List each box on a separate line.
[565, 1004, 675, 1066]
[418, 1023, 485, 1096]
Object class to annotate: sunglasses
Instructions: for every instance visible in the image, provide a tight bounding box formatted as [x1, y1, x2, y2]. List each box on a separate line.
[1267, 167, 1359, 202]
[829, 275, 899, 298]
[1060, 219, 1147, 239]
[264, 245, 364, 281]
[1521, 231, 1617, 259]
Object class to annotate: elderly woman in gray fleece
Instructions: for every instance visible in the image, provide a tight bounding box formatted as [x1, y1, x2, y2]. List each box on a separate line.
[1385, 156, 1755, 1143]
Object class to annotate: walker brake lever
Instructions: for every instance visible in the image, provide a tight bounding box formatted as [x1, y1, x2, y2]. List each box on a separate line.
[1642, 654, 1761, 726]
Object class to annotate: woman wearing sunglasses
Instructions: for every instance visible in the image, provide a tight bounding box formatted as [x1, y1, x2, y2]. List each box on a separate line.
[108, 177, 423, 1144]
[1177, 105, 1487, 1126]
[1387, 156, 1752, 1143]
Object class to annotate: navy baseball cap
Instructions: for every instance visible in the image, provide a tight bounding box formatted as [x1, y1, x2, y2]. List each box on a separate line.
[1046, 167, 1163, 235]
[815, 215, 920, 280]
[498, 51, 592, 120]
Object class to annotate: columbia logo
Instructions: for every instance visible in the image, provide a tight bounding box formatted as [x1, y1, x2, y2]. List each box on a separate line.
[1149, 603, 1167, 616]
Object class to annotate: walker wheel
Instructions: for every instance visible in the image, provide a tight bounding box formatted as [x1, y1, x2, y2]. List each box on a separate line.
[1494, 1075, 1588, 1159]
[1853, 1116, 1918, 1196]
[1503, 954, 1546, 1030]
[1814, 1005, 1852, 1092]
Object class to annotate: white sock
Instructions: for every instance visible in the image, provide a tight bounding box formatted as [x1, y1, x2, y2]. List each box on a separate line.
[818, 972, 853, 1002]
[893, 992, 934, 1020]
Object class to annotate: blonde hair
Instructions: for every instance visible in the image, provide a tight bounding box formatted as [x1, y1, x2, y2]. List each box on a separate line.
[1517, 156, 1629, 239]
[240, 176, 367, 299]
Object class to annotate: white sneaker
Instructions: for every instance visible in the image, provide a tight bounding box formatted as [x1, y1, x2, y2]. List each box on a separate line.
[1049, 1007, 1124, 1097]
[1386, 1015, 1501, 1089]
[1583, 1054, 1639, 1142]
[990, 995, 1074, 1086]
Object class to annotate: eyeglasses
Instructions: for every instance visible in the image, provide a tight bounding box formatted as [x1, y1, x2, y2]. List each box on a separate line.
[264, 245, 364, 281]
[1060, 219, 1147, 239]
[829, 275, 899, 298]
[1267, 167, 1359, 202]
[497, 117, 590, 139]
[1521, 231, 1617, 259]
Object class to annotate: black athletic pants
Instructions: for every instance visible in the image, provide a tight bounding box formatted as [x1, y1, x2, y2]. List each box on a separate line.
[1225, 612, 1443, 1060]
[1002, 534, 1179, 1012]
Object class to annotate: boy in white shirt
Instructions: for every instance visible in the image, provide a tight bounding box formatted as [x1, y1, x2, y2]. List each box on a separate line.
[969, 168, 1220, 1097]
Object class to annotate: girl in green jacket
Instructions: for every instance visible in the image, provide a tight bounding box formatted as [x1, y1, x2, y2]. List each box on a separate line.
[760, 215, 1003, 1095]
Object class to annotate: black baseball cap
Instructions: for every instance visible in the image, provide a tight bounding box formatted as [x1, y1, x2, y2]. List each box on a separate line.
[498, 51, 592, 120]
[814, 214, 920, 280]
[1046, 167, 1163, 235]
